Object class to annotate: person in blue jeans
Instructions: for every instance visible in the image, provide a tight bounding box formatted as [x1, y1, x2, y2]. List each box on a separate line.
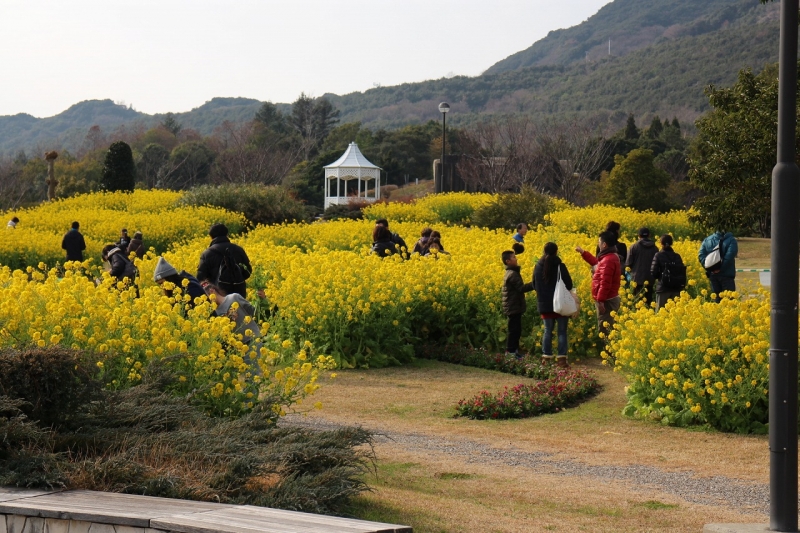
[533, 242, 573, 367]
[698, 230, 738, 302]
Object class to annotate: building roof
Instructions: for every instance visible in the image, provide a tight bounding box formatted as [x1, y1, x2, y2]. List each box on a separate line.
[324, 142, 380, 169]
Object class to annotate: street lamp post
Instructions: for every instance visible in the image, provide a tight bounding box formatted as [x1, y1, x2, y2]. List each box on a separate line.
[770, 0, 799, 530]
[438, 102, 450, 193]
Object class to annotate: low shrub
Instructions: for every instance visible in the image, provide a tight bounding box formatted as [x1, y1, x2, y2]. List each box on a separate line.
[0, 361, 374, 515]
[182, 184, 308, 227]
[471, 187, 554, 230]
[455, 370, 600, 420]
[0, 346, 101, 429]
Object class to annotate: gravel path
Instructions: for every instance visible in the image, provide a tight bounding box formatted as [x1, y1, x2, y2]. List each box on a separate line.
[282, 415, 769, 515]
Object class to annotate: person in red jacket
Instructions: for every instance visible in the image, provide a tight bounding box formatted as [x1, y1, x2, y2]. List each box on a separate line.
[576, 231, 621, 342]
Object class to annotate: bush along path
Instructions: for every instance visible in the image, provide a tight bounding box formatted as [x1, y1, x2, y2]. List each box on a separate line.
[416, 345, 600, 419]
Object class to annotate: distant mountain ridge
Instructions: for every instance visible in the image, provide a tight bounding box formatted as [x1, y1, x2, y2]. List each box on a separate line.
[485, 0, 757, 74]
[0, 0, 785, 156]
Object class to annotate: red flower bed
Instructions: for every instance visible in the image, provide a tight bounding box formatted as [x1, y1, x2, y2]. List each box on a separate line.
[455, 368, 599, 420]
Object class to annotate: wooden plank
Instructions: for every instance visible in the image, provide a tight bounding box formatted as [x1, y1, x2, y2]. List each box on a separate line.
[152, 507, 412, 533]
[0, 492, 221, 528]
[0, 490, 54, 503]
[237, 506, 412, 533]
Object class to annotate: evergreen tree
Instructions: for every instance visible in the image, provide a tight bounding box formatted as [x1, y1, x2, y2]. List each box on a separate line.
[254, 102, 287, 134]
[161, 113, 183, 136]
[647, 115, 664, 139]
[603, 148, 672, 212]
[101, 141, 136, 192]
[624, 114, 639, 140]
[688, 63, 790, 236]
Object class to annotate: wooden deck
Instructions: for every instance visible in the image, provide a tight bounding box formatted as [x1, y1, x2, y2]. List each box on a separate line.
[0, 488, 412, 533]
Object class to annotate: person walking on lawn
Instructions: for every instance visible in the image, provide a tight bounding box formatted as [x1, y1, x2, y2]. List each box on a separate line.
[501, 249, 534, 358]
[577, 231, 621, 344]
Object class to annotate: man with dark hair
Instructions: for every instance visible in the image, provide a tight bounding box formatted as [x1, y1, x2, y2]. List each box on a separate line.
[6, 216, 19, 229]
[62, 221, 86, 262]
[375, 219, 408, 258]
[501, 249, 534, 358]
[117, 228, 131, 249]
[196, 223, 251, 297]
[576, 231, 621, 342]
[513, 223, 528, 244]
[626, 227, 658, 306]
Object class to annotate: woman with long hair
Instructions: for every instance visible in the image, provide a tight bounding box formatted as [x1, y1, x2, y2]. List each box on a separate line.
[533, 242, 573, 367]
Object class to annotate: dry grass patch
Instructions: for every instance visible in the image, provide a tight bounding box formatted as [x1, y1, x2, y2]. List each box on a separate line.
[303, 357, 772, 530]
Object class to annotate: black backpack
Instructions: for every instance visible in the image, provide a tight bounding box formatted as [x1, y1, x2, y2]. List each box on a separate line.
[661, 254, 687, 290]
[212, 245, 245, 288]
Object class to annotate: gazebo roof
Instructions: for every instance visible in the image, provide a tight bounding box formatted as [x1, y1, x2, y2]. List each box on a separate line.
[324, 142, 380, 170]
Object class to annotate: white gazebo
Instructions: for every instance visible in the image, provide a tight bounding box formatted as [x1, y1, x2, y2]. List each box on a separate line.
[323, 142, 381, 210]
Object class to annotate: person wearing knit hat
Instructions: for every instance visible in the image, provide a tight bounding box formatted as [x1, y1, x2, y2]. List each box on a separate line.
[196, 223, 251, 297]
[153, 256, 206, 307]
[153, 257, 178, 282]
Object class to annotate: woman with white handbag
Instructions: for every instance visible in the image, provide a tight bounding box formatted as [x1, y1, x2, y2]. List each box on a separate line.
[533, 242, 575, 368]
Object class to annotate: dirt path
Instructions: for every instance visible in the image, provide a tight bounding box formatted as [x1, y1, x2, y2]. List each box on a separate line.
[281, 359, 772, 532]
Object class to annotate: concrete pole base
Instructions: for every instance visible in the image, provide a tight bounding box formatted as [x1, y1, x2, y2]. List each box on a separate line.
[704, 524, 786, 533]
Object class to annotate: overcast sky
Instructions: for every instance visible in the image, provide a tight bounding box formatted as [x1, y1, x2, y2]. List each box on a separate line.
[1, 0, 612, 118]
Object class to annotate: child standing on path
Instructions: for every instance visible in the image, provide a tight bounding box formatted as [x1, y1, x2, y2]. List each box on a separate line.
[501, 250, 534, 358]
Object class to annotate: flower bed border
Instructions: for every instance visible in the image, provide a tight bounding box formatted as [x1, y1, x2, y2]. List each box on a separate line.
[416, 345, 600, 420]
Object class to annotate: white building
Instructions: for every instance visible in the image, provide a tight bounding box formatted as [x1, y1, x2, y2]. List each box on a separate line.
[323, 143, 381, 210]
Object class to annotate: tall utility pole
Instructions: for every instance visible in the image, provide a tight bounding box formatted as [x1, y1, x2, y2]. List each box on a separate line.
[769, 0, 799, 530]
[438, 102, 450, 193]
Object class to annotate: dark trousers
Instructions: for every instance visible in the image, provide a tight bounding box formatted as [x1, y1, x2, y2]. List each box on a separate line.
[709, 275, 735, 302]
[506, 313, 523, 354]
[633, 282, 653, 306]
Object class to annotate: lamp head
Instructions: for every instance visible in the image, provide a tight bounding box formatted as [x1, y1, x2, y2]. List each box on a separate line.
[438, 102, 450, 114]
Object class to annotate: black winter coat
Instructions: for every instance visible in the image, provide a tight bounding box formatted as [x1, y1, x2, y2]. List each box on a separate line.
[626, 238, 658, 286]
[107, 248, 137, 283]
[196, 236, 252, 296]
[502, 265, 534, 316]
[62, 229, 86, 261]
[372, 239, 397, 257]
[651, 247, 684, 293]
[127, 238, 145, 259]
[533, 256, 573, 315]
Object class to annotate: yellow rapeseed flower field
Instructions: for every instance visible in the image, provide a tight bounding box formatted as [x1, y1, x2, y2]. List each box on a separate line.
[2, 190, 775, 432]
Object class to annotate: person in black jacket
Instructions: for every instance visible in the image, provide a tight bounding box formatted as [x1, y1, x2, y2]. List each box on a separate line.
[651, 234, 685, 311]
[502, 250, 534, 358]
[101, 244, 138, 289]
[626, 227, 659, 306]
[62, 221, 86, 262]
[375, 218, 408, 259]
[371, 225, 397, 257]
[116, 228, 131, 250]
[196, 223, 251, 297]
[153, 256, 206, 308]
[533, 242, 573, 367]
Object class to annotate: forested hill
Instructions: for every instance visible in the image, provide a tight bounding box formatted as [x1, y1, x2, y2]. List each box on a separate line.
[324, 0, 780, 129]
[0, 0, 784, 156]
[485, 0, 757, 74]
[0, 97, 266, 157]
